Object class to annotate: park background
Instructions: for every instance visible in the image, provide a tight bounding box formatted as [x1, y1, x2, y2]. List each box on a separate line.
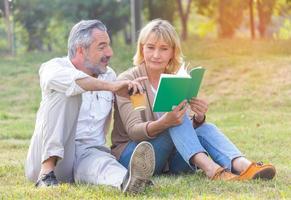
[0, 0, 291, 199]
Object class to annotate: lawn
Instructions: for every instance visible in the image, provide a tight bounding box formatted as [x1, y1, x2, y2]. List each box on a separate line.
[0, 39, 290, 199]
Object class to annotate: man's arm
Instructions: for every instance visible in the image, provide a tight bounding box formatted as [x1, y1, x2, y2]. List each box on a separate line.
[76, 76, 113, 91]
[76, 76, 147, 98]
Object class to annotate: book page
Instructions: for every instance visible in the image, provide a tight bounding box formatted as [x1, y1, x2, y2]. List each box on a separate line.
[176, 62, 190, 77]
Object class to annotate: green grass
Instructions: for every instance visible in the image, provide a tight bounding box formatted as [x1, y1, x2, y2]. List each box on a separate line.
[0, 39, 291, 199]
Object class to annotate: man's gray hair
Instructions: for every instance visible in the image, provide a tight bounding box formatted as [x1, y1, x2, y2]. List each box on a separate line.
[68, 19, 107, 59]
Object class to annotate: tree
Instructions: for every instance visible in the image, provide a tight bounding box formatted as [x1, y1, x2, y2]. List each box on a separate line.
[218, 0, 248, 38]
[1, 0, 14, 55]
[195, 0, 249, 38]
[10, 0, 131, 51]
[257, 0, 276, 38]
[144, 0, 177, 23]
[176, 0, 192, 40]
[59, 0, 130, 40]
[249, 0, 255, 39]
[12, 0, 54, 51]
[131, 0, 142, 44]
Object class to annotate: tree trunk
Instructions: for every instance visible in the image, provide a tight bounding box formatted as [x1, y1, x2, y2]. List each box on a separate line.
[131, 0, 142, 45]
[28, 34, 43, 51]
[148, 0, 154, 20]
[257, 0, 275, 38]
[218, 0, 246, 38]
[4, 0, 14, 55]
[123, 26, 131, 45]
[257, 0, 266, 38]
[218, 0, 235, 38]
[249, 0, 255, 39]
[176, 0, 192, 41]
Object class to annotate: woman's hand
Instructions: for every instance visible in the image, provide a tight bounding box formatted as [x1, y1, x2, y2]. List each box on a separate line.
[189, 97, 208, 122]
[159, 100, 188, 128]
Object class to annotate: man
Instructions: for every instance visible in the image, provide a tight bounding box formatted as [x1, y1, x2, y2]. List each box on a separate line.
[25, 19, 155, 193]
[72, 20, 155, 193]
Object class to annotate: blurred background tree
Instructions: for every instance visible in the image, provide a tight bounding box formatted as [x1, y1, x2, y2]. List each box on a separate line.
[0, 0, 291, 55]
[144, 0, 176, 23]
[257, 0, 276, 38]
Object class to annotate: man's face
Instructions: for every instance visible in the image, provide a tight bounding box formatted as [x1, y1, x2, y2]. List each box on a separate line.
[83, 29, 113, 76]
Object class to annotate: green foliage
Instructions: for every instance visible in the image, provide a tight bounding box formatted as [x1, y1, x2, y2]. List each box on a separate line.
[0, 19, 7, 51]
[13, 21, 29, 54]
[275, 0, 291, 15]
[144, 0, 177, 23]
[43, 18, 72, 53]
[10, 0, 130, 52]
[53, 0, 130, 38]
[12, 0, 56, 51]
[275, 18, 291, 39]
[187, 9, 217, 38]
[194, 0, 217, 17]
[194, 0, 249, 38]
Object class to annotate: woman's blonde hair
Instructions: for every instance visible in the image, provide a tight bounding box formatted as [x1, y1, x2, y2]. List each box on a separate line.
[133, 19, 183, 74]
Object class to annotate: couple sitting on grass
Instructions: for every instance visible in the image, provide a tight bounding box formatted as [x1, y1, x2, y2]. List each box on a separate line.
[25, 18, 276, 194]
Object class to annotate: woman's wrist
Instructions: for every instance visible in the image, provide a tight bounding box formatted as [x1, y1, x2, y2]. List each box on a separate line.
[147, 119, 167, 137]
[194, 115, 205, 123]
[192, 114, 206, 128]
[157, 117, 170, 130]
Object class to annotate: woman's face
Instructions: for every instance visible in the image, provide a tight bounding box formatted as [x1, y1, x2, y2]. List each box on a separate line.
[142, 33, 174, 73]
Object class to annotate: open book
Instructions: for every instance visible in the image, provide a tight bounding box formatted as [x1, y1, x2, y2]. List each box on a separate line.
[152, 65, 205, 112]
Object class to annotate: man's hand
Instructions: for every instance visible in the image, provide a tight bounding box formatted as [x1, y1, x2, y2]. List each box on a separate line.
[159, 100, 188, 128]
[189, 97, 208, 123]
[111, 76, 147, 98]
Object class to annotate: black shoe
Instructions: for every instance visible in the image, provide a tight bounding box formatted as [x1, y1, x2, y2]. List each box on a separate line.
[35, 171, 59, 188]
[121, 141, 155, 194]
[145, 179, 154, 187]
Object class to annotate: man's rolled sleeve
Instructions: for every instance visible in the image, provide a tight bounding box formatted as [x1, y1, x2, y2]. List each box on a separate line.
[40, 62, 89, 96]
[65, 70, 89, 96]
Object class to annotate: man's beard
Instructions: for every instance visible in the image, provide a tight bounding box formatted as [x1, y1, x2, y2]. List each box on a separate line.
[84, 56, 109, 76]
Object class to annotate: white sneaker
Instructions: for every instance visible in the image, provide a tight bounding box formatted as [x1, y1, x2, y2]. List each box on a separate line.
[121, 141, 155, 194]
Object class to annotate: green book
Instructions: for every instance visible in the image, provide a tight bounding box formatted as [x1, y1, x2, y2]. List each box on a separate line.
[153, 66, 205, 112]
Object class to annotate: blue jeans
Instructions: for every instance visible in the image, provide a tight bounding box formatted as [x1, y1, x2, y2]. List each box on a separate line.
[119, 115, 243, 175]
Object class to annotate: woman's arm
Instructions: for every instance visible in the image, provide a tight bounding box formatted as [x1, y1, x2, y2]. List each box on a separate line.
[115, 70, 153, 142]
[146, 100, 188, 137]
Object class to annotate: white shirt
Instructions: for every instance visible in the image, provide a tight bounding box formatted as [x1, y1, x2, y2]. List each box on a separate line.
[150, 84, 164, 119]
[75, 67, 116, 147]
[39, 57, 88, 98]
[25, 57, 89, 182]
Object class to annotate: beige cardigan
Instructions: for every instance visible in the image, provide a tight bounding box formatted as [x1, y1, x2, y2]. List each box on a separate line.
[111, 64, 198, 159]
[111, 64, 159, 159]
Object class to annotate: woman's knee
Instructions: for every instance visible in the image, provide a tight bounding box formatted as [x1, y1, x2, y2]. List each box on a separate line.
[150, 132, 174, 152]
[149, 133, 175, 174]
[196, 122, 220, 136]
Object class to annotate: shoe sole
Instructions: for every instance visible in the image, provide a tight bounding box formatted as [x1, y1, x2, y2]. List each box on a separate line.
[122, 141, 155, 193]
[252, 167, 276, 180]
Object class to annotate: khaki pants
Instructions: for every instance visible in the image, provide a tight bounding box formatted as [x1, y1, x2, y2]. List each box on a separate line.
[25, 93, 82, 183]
[74, 144, 127, 189]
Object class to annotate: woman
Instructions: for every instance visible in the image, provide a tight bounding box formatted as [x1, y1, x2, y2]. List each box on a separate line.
[111, 19, 276, 180]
